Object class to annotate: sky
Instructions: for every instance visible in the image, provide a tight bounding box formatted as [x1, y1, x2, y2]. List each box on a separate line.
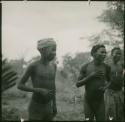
[2, 1, 108, 66]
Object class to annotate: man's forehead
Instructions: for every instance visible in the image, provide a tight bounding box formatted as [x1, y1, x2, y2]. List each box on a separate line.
[45, 44, 56, 49]
[113, 49, 121, 53]
[97, 47, 106, 51]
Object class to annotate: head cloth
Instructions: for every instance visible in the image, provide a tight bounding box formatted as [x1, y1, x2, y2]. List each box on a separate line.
[37, 38, 56, 50]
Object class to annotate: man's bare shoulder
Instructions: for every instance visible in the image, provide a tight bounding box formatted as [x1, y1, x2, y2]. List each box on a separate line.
[80, 62, 92, 72]
[27, 60, 40, 70]
[103, 63, 110, 68]
[118, 61, 124, 66]
[50, 61, 57, 69]
[81, 61, 92, 68]
[103, 63, 111, 71]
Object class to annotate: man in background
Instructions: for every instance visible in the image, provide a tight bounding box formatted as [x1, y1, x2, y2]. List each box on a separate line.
[105, 47, 124, 121]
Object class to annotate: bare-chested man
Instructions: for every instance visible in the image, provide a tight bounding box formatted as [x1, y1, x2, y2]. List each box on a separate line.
[18, 38, 57, 120]
[105, 47, 124, 121]
[76, 44, 111, 121]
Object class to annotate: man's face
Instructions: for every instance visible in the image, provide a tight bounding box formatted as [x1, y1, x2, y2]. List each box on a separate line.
[112, 49, 121, 62]
[44, 45, 56, 61]
[94, 47, 106, 62]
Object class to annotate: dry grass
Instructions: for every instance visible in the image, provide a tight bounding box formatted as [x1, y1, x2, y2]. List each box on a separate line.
[2, 75, 85, 121]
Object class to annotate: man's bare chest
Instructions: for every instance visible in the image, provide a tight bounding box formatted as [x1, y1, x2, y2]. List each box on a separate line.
[87, 63, 106, 75]
[33, 64, 56, 80]
[111, 63, 123, 75]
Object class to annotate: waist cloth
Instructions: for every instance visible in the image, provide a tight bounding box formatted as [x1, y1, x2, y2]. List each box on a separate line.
[28, 98, 55, 120]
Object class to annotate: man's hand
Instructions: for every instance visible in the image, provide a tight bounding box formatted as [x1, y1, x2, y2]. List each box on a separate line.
[90, 70, 105, 79]
[76, 70, 105, 88]
[99, 86, 107, 92]
[53, 106, 57, 117]
[34, 88, 53, 96]
[99, 81, 111, 92]
[122, 87, 124, 94]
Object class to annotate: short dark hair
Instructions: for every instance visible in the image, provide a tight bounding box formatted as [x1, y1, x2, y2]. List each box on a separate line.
[91, 44, 105, 56]
[111, 47, 121, 55]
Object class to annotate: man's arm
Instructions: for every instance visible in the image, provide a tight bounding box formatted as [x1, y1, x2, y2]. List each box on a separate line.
[105, 64, 112, 89]
[121, 63, 124, 93]
[53, 64, 57, 115]
[76, 63, 106, 88]
[76, 70, 103, 87]
[76, 64, 88, 87]
[17, 64, 36, 92]
[18, 64, 52, 95]
[53, 93, 57, 116]
[99, 64, 111, 91]
[76, 73, 95, 87]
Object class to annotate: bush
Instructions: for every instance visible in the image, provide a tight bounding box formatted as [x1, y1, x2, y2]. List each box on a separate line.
[2, 106, 20, 121]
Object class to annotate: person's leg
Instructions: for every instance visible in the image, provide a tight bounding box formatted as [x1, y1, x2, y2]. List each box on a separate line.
[42, 100, 55, 121]
[104, 89, 112, 121]
[84, 96, 94, 121]
[28, 100, 44, 120]
[95, 99, 105, 121]
[104, 90, 108, 120]
[120, 90, 124, 121]
[28, 99, 55, 120]
[43, 114, 54, 121]
[115, 90, 124, 121]
[104, 89, 116, 121]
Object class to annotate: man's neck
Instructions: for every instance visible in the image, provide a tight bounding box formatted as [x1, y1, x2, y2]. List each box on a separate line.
[113, 59, 119, 65]
[93, 59, 102, 66]
[40, 57, 49, 65]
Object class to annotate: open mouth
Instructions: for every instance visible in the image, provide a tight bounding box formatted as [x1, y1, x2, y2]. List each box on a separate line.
[98, 57, 105, 62]
[100, 56, 105, 59]
[102, 56, 105, 59]
[48, 55, 55, 60]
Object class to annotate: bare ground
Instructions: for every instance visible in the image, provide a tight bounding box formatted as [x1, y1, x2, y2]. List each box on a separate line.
[2, 79, 85, 121]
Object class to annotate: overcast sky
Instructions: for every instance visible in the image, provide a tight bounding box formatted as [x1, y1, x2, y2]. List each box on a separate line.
[2, 1, 108, 65]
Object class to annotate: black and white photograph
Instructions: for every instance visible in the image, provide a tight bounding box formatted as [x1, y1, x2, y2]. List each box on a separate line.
[1, 1, 124, 121]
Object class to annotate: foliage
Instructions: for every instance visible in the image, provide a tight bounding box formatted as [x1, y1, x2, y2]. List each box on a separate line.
[62, 52, 91, 82]
[82, 1, 124, 48]
[9, 58, 27, 75]
[2, 106, 20, 121]
[2, 58, 18, 92]
[98, 1, 124, 35]
[27, 55, 40, 64]
[87, 29, 123, 47]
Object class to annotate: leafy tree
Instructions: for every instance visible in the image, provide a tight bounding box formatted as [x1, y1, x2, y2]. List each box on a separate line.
[62, 54, 77, 81]
[62, 52, 91, 82]
[27, 55, 40, 64]
[98, 1, 124, 35]
[87, 29, 123, 47]
[9, 58, 27, 75]
[81, 1, 124, 48]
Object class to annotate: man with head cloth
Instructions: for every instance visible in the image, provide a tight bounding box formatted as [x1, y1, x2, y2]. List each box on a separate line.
[18, 38, 57, 120]
[37, 38, 56, 49]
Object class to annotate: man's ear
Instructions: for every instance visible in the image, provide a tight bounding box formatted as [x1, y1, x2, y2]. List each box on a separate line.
[39, 48, 43, 54]
[41, 47, 46, 51]
[42, 47, 49, 55]
[92, 53, 96, 58]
